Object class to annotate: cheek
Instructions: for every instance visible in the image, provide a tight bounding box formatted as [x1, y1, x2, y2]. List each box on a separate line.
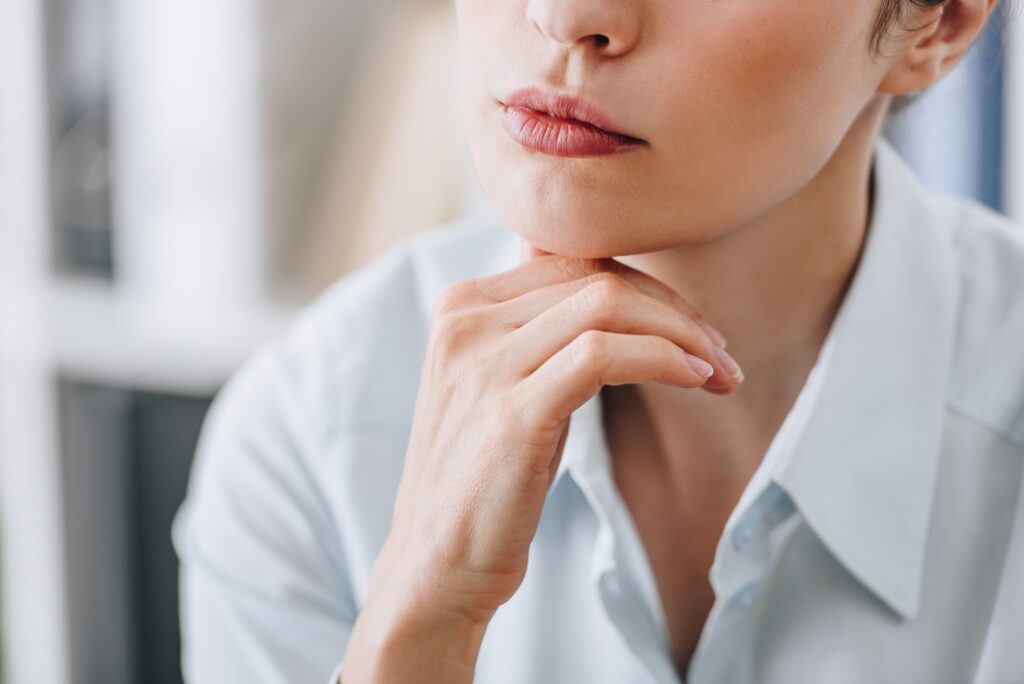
[452, 0, 883, 255]
[454, 0, 524, 83]
[454, 1, 525, 174]
[648, 0, 878, 206]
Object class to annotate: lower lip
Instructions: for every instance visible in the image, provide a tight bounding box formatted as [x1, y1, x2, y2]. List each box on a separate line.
[499, 104, 646, 157]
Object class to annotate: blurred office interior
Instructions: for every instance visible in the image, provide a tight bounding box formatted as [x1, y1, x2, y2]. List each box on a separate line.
[0, 0, 1022, 683]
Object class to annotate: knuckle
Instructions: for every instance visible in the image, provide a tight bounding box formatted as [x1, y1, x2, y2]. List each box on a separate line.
[430, 308, 479, 354]
[586, 258, 621, 279]
[583, 269, 627, 289]
[468, 274, 501, 304]
[556, 256, 606, 281]
[432, 281, 476, 318]
[578, 272, 629, 318]
[571, 330, 609, 371]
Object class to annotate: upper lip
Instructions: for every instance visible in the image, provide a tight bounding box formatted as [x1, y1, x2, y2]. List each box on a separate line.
[499, 86, 646, 142]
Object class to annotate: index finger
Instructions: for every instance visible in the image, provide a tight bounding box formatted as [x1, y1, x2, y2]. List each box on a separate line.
[483, 237, 728, 349]
[483, 240, 616, 302]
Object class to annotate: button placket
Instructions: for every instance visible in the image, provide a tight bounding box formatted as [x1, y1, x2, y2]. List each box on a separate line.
[580, 464, 681, 684]
[729, 580, 762, 610]
[714, 483, 797, 617]
[731, 517, 762, 552]
[691, 481, 805, 684]
[730, 482, 795, 551]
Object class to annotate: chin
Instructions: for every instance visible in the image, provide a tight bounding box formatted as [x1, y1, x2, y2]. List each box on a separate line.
[493, 190, 722, 259]
[480, 176, 628, 258]
[471, 141, 734, 258]
[494, 201, 624, 258]
[499, 206, 676, 258]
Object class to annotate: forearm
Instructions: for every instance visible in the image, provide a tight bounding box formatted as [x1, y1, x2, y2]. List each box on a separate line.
[339, 588, 490, 683]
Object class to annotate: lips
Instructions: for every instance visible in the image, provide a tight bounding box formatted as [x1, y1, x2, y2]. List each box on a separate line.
[498, 86, 647, 157]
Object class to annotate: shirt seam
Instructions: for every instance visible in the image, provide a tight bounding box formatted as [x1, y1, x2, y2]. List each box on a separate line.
[944, 399, 1024, 451]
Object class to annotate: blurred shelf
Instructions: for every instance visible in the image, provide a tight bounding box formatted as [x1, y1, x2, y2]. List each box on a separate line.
[48, 277, 294, 396]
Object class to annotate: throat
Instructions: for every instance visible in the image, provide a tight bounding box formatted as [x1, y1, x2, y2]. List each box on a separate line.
[600, 384, 766, 678]
[601, 383, 765, 498]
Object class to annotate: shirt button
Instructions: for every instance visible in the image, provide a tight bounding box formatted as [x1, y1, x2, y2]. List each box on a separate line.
[731, 581, 761, 609]
[732, 520, 759, 551]
[604, 574, 621, 596]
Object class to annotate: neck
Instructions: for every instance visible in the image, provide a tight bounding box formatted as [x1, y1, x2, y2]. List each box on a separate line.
[604, 93, 891, 486]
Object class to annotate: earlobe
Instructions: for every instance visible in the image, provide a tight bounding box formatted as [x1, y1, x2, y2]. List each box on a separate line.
[877, 51, 946, 96]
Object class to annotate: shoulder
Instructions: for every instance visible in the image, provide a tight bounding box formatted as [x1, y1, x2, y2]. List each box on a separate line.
[172, 217, 518, 684]
[198, 213, 518, 470]
[933, 193, 1024, 449]
[932, 197, 1024, 677]
[173, 213, 517, 586]
[293, 213, 517, 434]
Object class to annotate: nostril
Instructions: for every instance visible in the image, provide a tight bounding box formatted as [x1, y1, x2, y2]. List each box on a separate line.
[593, 34, 610, 47]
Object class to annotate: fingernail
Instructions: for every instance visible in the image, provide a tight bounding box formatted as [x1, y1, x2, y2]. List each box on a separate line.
[698, 320, 728, 349]
[714, 346, 744, 382]
[686, 353, 715, 378]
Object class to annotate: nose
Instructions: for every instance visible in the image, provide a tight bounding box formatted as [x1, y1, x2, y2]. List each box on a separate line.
[526, 0, 641, 58]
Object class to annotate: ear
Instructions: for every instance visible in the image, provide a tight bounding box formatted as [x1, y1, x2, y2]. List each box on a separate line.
[877, 0, 999, 95]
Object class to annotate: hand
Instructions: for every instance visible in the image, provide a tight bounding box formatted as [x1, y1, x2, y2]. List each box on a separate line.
[371, 238, 741, 622]
[342, 238, 741, 682]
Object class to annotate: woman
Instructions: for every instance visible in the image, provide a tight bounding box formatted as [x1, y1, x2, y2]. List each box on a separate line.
[173, 0, 1024, 682]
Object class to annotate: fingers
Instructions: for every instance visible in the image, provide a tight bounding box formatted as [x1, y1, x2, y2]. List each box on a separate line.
[484, 239, 728, 350]
[428, 239, 560, 316]
[503, 271, 743, 391]
[605, 261, 729, 350]
[480, 251, 613, 302]
[515, 331, 716, 431]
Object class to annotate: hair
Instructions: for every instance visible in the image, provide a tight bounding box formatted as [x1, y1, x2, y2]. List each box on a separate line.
[871, 0, 950, 56]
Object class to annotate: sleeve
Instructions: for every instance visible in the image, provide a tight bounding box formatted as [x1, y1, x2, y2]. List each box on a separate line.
[171, 335, 358, 684]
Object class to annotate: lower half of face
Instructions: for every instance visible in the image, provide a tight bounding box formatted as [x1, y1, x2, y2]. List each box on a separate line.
[455, 0, 891, 257]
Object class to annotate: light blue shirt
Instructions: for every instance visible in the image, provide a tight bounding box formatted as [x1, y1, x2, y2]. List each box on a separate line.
[172, 135, 1024, 683]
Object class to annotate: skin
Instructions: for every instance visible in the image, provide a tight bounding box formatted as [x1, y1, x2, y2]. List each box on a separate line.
[339, 0, 999, 681]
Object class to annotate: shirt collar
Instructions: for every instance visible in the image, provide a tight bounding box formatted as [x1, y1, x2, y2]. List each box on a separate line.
[547, 134, 960, 621]
[774, 134, 959, 620]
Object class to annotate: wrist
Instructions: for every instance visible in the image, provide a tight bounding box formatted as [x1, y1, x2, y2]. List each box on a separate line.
[372, 533, 502, 627]
[342, 573, 492, 683]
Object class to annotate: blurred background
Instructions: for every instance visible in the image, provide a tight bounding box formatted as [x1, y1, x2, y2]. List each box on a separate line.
[0, 1, 1021, 683]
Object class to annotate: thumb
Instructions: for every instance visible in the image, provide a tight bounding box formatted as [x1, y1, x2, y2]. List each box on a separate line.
[520, 237, 554, 264]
